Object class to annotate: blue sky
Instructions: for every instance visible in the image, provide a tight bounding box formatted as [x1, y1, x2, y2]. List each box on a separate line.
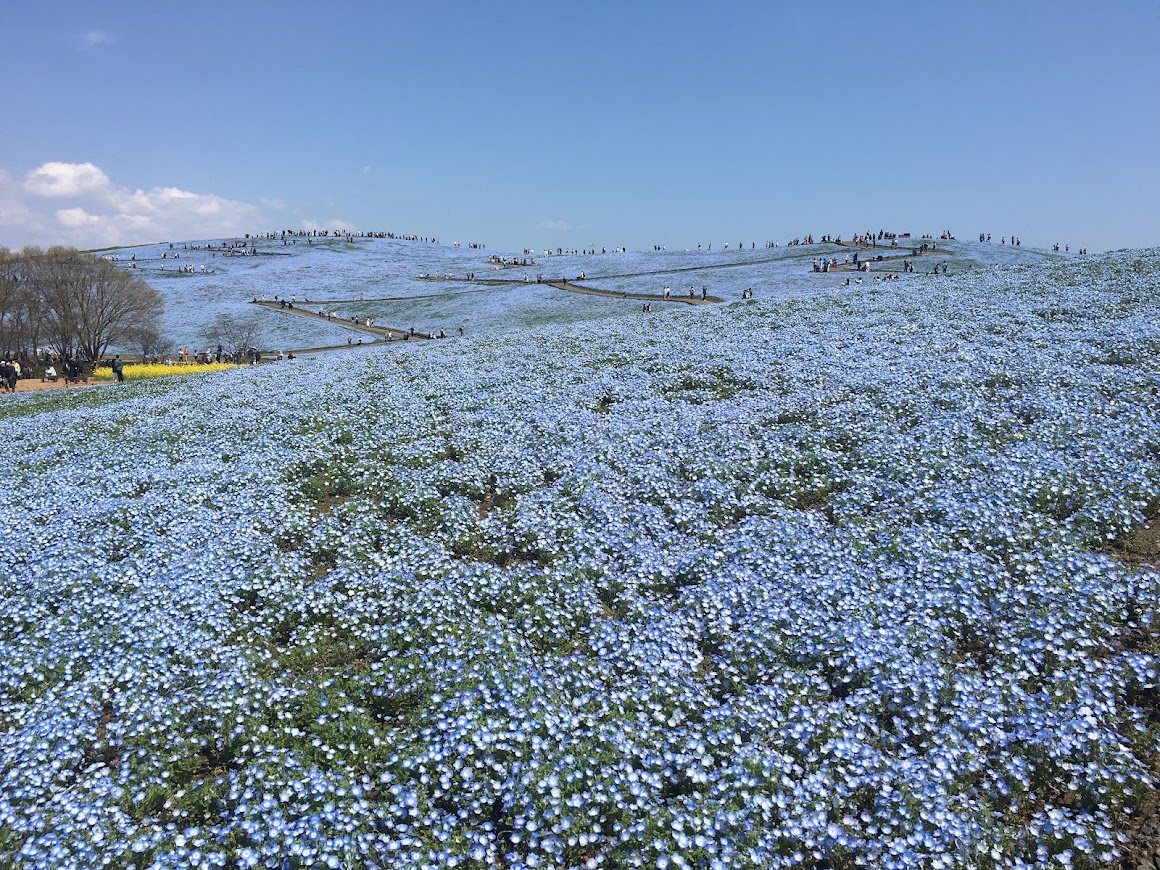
[2, 0, 1156, 253]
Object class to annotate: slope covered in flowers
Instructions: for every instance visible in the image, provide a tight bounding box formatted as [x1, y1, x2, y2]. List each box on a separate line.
[97, 234, 1058, 353]
[1, 249, 1158, 869]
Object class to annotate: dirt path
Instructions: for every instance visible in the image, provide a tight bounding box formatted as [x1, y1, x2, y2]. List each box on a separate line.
[819, 241, 954, 272]
[545, 280, 720, 304]
[250, 244, 953, 347]
[252, 301, 433, 340]
[417, 275, 723, 303]
[296, 273, 726, 307]
[416, 276, 529, 288]
[4, 378, 109, 393]
[601, 253, 817, 280]
[584, 245, 950, 282]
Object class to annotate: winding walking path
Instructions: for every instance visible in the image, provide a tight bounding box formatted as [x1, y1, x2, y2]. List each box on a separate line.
[545, 280, 720, 304]
[251, 301, 433, 341]
[249, 242, 956, 352]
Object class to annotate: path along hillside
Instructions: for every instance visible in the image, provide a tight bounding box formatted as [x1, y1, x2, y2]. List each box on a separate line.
[92, 234, 1063, 356]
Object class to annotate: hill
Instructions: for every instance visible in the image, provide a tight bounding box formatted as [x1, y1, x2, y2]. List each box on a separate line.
[93, 234, 1064, 355]
[1, 244, 1158, 868]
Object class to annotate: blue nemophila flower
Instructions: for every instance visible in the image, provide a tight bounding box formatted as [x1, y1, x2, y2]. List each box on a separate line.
[0, 248, 1157, 867]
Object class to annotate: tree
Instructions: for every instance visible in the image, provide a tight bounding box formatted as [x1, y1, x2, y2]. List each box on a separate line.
[200, 313, 262, 361]
[127, 321, 171, 363]
[0, 247, 46, 360]
[27, 247, 163, 363]
[0, 248, 22, 357]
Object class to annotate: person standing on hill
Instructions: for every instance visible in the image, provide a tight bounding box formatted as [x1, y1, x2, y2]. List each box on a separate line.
[111, 355, 125, 384]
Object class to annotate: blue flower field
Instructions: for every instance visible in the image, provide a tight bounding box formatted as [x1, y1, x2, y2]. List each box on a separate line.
[1, 242, 1158, 869]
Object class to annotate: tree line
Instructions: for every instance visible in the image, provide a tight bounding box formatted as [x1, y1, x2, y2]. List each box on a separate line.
[0, 246, 165, 366]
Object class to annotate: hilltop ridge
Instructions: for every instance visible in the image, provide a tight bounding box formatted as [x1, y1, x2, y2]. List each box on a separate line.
[93, 233, 1071, 355]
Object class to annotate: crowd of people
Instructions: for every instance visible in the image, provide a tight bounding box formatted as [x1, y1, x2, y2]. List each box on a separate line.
[488, 255, 537, 267]
[0, 359, 21, 392]
[247, 229, 440, 243]
[652, 285, 712, 306]
[0, 352, 115, 391]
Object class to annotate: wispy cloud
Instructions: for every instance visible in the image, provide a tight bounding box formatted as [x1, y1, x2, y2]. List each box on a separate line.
[79, 30, 115, 48]
[537, 219, 572, 232]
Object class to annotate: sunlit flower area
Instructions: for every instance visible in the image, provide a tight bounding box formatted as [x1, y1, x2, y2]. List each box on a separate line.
[90, 363, 242, 382]
[0, 245, 1157, 869]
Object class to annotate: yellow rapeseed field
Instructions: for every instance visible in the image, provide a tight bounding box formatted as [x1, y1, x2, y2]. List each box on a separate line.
[93, 362, 240, 381]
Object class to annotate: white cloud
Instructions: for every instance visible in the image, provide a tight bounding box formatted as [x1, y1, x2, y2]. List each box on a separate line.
[537, 219, 572, 232]
[55, 207, 100, 229]
[80, 30, 115, 47]
[0, 162, 284, 249]
[26, 161, 111, 197]
[0, 171, 37, 240]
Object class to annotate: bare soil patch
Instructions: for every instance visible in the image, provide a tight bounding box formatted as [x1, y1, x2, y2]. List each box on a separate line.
[1115, 512, 1160, 569]
[6, 378, 108, 394]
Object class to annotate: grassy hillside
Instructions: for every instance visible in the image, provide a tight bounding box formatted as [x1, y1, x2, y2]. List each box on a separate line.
[94, 235, 1063, 354]
[1, 246, 1158, 868]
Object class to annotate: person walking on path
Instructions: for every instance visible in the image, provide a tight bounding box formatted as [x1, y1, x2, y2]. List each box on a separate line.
[111, 355, 125, 384]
